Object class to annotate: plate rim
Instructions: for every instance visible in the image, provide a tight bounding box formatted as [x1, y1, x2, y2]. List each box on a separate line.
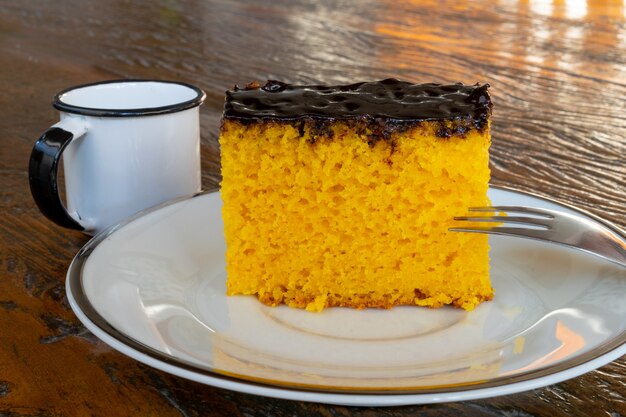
[66, 185, 626, 403]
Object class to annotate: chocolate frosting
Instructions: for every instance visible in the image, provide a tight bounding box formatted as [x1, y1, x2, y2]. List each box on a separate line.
[223, 79, 492, 134]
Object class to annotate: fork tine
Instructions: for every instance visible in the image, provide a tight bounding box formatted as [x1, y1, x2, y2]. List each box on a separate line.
[449, 226, 549, 240]
[454, 215, 551, 228]
[469, 206, 555, 218]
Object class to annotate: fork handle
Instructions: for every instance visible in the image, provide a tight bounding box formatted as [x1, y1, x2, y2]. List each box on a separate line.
[575, 228, 626, 268]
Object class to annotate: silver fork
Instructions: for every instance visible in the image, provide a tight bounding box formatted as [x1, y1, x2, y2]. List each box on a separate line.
[450, 206, 626, 268]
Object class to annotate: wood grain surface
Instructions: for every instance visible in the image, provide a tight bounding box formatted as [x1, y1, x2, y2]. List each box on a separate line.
[0, 0, 624, 416]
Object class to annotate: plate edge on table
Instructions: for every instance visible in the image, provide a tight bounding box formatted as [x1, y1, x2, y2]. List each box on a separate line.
[65, 186, 626, 404]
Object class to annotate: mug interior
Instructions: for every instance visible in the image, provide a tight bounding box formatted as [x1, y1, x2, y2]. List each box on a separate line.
[54, 80, 205, 116]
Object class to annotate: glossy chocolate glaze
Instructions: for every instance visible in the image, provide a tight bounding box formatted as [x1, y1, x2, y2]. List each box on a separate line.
[223, 79, 492, 137]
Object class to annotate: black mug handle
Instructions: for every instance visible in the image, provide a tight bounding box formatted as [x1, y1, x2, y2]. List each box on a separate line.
[29, 124, 85, 230]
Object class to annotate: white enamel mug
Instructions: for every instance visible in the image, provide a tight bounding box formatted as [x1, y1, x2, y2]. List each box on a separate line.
[29, 80, 206, 235]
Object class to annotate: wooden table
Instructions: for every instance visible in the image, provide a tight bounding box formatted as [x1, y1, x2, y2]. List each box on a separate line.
[1, 0, 624, 415]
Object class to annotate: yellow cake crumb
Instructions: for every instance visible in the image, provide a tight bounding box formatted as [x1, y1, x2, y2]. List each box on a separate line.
[220, 118, 493, 312]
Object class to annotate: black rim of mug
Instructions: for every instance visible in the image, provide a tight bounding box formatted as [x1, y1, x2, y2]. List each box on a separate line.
[53, 79, 206, 117]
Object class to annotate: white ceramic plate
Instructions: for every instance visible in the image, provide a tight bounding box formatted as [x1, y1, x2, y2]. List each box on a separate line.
[66, 188, 626, 406]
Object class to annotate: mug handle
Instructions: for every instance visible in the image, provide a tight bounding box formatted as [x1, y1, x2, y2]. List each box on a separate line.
[29, 118, 88, 230]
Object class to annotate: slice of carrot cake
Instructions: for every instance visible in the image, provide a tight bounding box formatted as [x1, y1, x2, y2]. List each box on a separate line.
[219, 79, 493, 312]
